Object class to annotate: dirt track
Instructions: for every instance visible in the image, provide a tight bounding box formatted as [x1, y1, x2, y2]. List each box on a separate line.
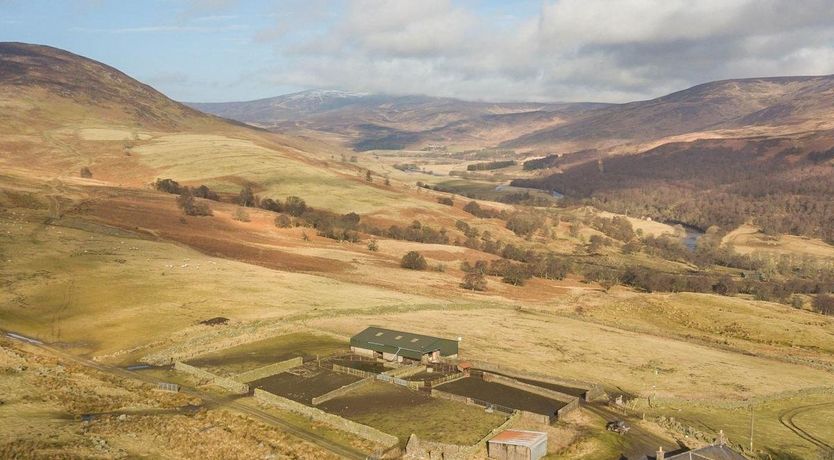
[779, 402, 834, 450]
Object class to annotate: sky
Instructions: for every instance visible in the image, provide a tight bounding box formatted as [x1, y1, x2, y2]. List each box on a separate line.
[2, 0, 834, 103]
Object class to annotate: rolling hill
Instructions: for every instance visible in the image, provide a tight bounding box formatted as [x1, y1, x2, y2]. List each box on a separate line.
[502, 75, 834, 151]
[189, 90, 606, 151]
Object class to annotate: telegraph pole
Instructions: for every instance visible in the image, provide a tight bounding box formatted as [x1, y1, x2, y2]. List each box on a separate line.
[749, 405, 755, 452]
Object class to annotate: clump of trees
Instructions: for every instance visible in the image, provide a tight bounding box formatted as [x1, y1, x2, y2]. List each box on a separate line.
[401, 251, 427, 270]
[176, 187, 212, 216]
[463, 201, 502, 219]
[814, 295, 834, 315]
[460, 260, 488, 291]
[467, 160, 516, 171]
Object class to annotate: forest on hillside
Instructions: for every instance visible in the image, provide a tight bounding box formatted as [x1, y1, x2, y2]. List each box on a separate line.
[513, 138, 834, 243]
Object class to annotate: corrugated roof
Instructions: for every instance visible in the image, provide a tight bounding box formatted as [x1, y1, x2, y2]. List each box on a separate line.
[350, 327, 458, 360]
[489, 430, 547, 447]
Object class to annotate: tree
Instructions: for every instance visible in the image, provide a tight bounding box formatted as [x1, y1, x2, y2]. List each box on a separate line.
[437, 196, 454, 206]
[813, 294, 834, 315]
[284, 196, 307, 217]
[176, 187, 212, 216]
[155, 178, 182, 194]
[460, 266, 486, 291]
[365, 170, 372, 182]
[238, 185, 256, 207]
[400, 251, 427, 270]
[367, 239, 379, 252]
[384, 177, 391, 186]
[502, 264, 531, 286]
[275, 214, 292, 228]
[80, 167, 92, 178]
[234, 207, 250, 222]
[260, 198, 283, 212]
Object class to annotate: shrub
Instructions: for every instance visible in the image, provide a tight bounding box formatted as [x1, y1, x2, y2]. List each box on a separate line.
[401, 251, 427, 270]
[275, 214, 292, 228]
[176, 187, 212, 216]
[367, 239, 379, 251]
[80, 167, 92, 178]
[284, 196, 307, 217]
[461, 270, 487, 291]
[234, 207, 250, 222]
[814, 294, 834, 315]
[238, 185, 256, 207]
[155, 178, 182, 194]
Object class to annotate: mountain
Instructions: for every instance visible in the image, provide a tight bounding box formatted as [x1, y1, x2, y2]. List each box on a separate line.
[189, 90, 606, 150]
[0, 42, 210, 131]
[502, 75, 834, 152]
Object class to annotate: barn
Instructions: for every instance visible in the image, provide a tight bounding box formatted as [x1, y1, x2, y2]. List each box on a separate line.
[349, 327, 459, 363]
[488, 430, 547, 460]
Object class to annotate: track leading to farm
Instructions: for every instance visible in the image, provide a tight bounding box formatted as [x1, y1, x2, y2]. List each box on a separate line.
[779, 402, 834, 450]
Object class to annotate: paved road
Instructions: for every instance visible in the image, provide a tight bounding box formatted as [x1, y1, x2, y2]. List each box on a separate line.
[3, 330, 370, 460]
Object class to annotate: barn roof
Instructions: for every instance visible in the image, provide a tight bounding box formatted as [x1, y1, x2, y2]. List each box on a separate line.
[488, 430, 547, 448]
[350, 327, 458, 360]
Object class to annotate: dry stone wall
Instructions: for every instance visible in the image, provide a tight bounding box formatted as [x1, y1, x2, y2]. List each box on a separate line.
[233, 357, 303, 383]
[254, 389, 398, 447]
[173, 361, 249, 394]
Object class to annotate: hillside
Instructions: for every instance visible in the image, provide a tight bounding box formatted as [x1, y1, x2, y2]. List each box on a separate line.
[189, 90, 605, 151]
[503, 75, 834, 151]
[3, 43, 834, 460]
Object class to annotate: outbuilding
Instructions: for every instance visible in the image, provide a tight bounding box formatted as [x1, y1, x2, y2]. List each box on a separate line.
[350, 327, 459, 363]
[488, 429, 547, 460]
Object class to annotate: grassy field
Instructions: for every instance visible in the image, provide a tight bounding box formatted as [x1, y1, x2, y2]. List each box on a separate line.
[186, 333, 344, 376]
[320, 382, 508, 445]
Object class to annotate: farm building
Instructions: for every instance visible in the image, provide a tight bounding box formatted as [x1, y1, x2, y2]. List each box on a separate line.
[487, 429, 547, 460]
[350, 327, 458, 363]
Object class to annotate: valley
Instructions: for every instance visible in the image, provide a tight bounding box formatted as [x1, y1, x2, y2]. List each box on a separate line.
[1, 41, 833, 460]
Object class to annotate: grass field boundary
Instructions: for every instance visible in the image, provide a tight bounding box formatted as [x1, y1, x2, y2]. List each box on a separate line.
[312, 377, 375, 406]
[234, 357, 303, 383]
[254, 388, 399, 447]
[173, 361, 249, 394]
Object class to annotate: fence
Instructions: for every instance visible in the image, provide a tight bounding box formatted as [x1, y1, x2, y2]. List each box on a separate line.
[426, 371, 465, 388]
[173, 361, 249, 394]
[331, 363, 379, 379]
[234, 357, 303, 383]
[311, 377, 374, 405]
[254, 389, 398, 447]
[383, 365, 424, 379]
[377, 373, 423, 390]
[156, 382, 180, 393]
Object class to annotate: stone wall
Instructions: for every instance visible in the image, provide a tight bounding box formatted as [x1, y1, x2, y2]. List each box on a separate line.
[482, 372, 575, 402]
[254, 389, 398, 447]
[173, 361, 249, 394]
[311, 377, 374, 405]
[404, 411, 521, 460]
[233, 357, 303, 383]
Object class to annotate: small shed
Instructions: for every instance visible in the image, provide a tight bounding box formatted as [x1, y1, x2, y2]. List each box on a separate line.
[488, 430, 547, 460]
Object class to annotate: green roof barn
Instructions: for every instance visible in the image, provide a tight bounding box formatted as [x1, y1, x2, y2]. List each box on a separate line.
[350, 327, 459, 362]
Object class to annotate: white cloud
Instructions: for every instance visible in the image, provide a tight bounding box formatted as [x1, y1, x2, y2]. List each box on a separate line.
[254, 0, 834, 102]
